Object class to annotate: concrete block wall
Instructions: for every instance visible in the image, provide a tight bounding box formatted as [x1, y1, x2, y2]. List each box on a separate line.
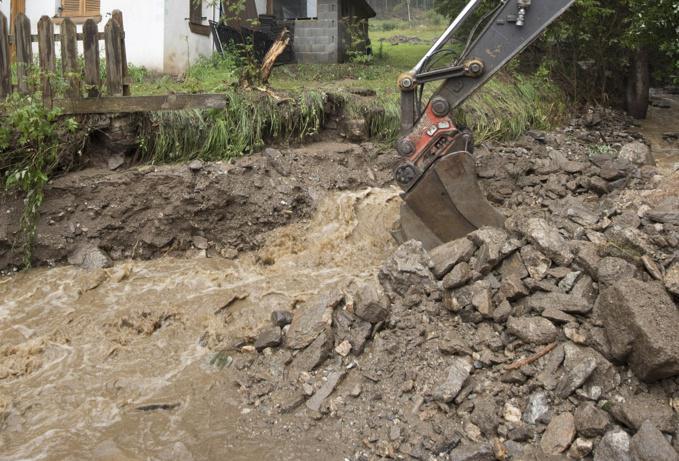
[293, 0, 340, 63]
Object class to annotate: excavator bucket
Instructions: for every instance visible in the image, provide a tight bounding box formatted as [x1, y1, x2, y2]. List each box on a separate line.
[394, 151, 504, 250]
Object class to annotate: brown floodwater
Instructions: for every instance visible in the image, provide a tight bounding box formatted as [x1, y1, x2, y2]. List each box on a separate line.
[0, 187, 401, 461]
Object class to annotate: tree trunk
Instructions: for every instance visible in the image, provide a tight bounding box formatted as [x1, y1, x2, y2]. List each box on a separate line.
[625, 47, 650, 119]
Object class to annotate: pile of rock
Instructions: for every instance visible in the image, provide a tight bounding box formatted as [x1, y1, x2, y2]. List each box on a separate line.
[232, 109, 679, 460]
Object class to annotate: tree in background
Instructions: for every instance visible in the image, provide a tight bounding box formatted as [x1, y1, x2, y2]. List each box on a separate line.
[433, 0, 679, 118]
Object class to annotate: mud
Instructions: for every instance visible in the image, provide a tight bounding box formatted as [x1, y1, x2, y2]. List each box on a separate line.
[2, 99, 679, 461]
[0, 141, 398, 271]
[0, 187, 401, 460]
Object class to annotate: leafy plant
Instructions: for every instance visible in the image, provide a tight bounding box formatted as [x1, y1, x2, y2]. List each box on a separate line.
[0, 93, 78, 267]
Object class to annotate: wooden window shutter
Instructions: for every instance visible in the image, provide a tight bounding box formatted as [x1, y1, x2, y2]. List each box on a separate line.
[61, 0, 82, 16]
[84, 0, 101, 15]
[190, 0, 202, 23]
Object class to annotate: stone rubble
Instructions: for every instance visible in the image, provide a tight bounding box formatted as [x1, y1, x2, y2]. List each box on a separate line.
[225, 109, 679, 460]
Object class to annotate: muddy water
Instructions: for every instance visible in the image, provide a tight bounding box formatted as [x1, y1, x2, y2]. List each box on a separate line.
[0, 187, 401, 461]
[641, 90, 679, 169]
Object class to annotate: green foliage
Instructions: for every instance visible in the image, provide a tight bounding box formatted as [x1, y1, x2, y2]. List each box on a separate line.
[0, 94, 78, 267]
[138, 90, 326, 163]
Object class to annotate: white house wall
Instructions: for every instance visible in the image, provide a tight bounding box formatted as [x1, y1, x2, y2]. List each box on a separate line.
[162, 0, 215, 74]
[0, 0, 216, 73]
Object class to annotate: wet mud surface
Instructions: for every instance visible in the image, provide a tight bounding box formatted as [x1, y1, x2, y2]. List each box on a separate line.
[2, 99, 679, 461]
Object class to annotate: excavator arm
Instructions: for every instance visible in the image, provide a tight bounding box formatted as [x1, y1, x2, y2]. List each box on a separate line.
[392, 0, 575, 250]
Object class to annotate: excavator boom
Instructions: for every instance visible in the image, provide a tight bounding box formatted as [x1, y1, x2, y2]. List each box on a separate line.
[393, 0, 575, 249]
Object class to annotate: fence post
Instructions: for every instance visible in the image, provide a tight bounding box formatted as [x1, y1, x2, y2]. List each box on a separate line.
[0, 12, 10, 99]
[38, 16, 56, 108]
[83, 19, 100, 97]
[104, 18, 123, 96]
[111, 10, 130, 96]
[14, 13, 32, 95]
[61, 17, 80, 99]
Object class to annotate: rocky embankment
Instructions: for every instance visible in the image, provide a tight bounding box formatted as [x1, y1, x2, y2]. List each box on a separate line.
[229, 109, 679, 460]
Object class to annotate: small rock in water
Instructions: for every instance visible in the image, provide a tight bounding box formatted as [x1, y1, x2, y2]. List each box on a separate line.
[271, 310, 293, 327]
[255, 327, 282, 351]
[68, 245, 113, 270]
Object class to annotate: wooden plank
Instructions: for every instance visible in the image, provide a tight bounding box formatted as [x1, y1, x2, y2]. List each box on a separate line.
[38, 16, 56, 108]
[111, 10, 130, 96]
[104, 18, 123, 96]
[83, 19, 100, 97]
[54, 94, 229, 114]
[8, 32, 109, 44]
[60, 18, 80, 98]
[14, 13, 31, 94]
[0, 12, 10, 98]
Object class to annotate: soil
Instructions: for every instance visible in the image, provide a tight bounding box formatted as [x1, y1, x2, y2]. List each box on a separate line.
[0, 141, 398, 271]
[1, 96, 679, 461]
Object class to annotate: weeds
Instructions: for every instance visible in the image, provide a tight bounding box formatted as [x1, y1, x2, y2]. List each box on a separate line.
[138, 90, 327, 163]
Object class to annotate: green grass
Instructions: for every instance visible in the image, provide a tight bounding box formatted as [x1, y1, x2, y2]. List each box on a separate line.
[130, 21, 566, 159]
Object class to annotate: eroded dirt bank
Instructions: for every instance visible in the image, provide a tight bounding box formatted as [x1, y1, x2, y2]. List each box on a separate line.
[0, 141, 398, 271]
[2, 99, 679, 461]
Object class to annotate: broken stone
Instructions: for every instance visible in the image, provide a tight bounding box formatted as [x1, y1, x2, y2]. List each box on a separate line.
[335, 339, 352, 357]
[468, 227, 509, 269]
[255, 327, 282, 352]
[433, 357, 472, 403]
[596, 256, 637, 288]
[524, 292, 592, 314]
[442, 262, 473, 290]
[471, 280, 494, 317]
[352, 282, 389, 324]
[503, 402, 522, 423]
[499, 252, 529, 280]
[288, 329, 334, 376]
[507, 316, 559, 345]
[470, 397, 499, 436]
[555, 357, 597, 398]
[568, 437, 594, 459]
[271, 310, 293, 327]
[594, 428, 631, 461]
[618, 141, 654, 166]
[571, 241, 601, 277]
[429, 238, 477, 279]
[641, 255, 663, 280]
[664, 262, 679, 296]
[498, 276, 528, 301]
[563, 344, 619, 395]
[305, 370, 346, 412]
[449, 443, 495, 461]
[379, 240, 436, 297]
[492, 299, 512, 323]
[571, 274, 598, 304]
[68, 245, 113, 270]
[596, 279, 679, 381]
[540, 412, 576, 454]
[524, 391, 551, 425]
[558, 271, 581, 292]
[333, 309, 372, 355]
[285, 291, 341, 350]
[609, 394, 676, 433]
[439, 334, 472, 356]
[629, 420, 679, 461]
[564, 325, 588, 344]
[188, 159, 204, 171]
[520, 245, 551, 280]
[541, 308, 576, 324]
[574, 402, 609, 437]
[108, 153, 125, 170]
[520, 218, 574, 266]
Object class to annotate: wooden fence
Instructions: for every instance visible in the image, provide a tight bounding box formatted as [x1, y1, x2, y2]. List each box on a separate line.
[0, 11, 227, 114]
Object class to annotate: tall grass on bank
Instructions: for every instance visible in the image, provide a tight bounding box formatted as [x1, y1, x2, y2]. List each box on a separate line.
[137, 90, 326, 163]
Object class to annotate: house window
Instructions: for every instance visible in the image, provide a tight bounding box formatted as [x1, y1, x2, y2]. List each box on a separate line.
[189, 0, 210, 36]
[60, 0, 101, 19]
